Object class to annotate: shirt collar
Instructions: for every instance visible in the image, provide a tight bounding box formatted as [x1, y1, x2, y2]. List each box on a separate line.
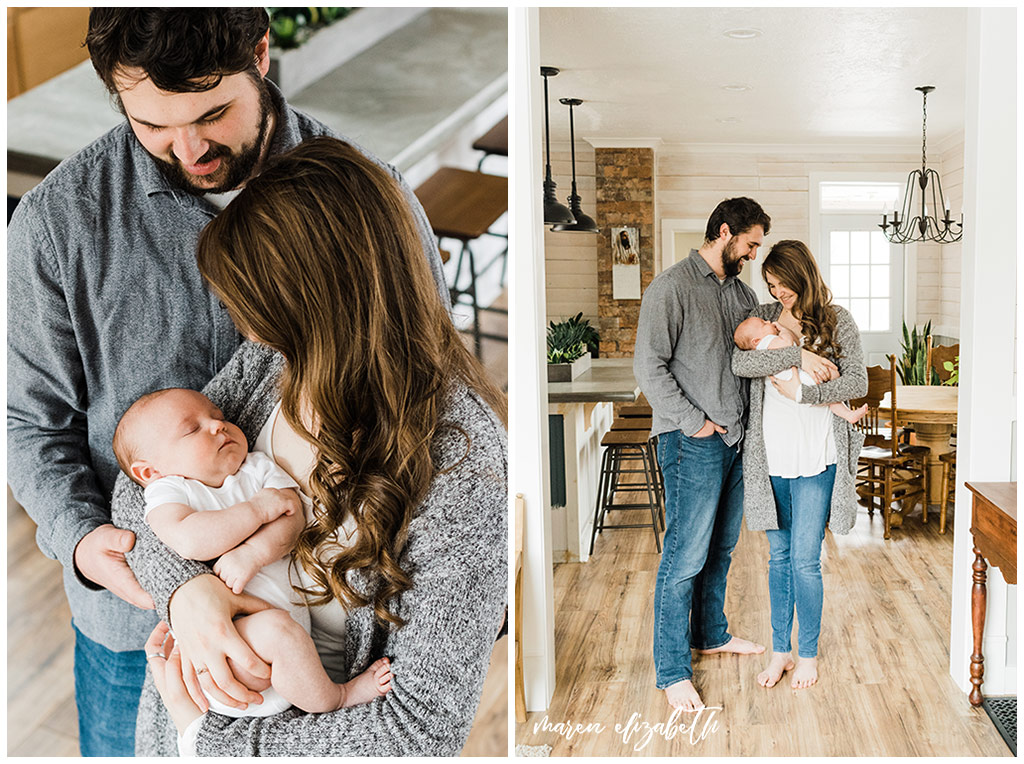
[135, 78, 296, 199]
[688, 248, 733, 284]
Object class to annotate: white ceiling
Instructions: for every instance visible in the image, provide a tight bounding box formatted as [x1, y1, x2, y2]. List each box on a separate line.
[539, 7, 969, 148]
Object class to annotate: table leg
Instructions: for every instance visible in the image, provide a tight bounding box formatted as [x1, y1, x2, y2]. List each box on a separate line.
[910, 422, 954, 506]
[969, 546, 987, 706]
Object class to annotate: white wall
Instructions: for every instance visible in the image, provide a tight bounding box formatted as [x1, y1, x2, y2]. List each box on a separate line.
[947, 7, 1017, 697]
[514, 7, 557, 713]
[543, 140, 599, 323]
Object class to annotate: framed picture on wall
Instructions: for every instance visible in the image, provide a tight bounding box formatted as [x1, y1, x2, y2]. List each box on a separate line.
[611, 226, 641, 299]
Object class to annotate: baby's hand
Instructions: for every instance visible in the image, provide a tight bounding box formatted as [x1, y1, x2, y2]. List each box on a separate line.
[250, 487, 300, 523]
[213, 546, 261, 595]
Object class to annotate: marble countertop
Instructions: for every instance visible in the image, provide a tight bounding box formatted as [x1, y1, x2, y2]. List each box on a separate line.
[548, 358, 641, 404]
[7, 8, 506, 179]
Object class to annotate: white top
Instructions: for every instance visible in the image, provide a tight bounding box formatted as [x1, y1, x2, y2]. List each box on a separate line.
[143, 451, 298, 520]
[759, 334, 837, 478]
[254, 400, 358, 682]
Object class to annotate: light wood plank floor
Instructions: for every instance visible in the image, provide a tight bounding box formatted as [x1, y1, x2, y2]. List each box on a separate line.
[7, 497, 508, 757]
[515, 489, 1011, 756]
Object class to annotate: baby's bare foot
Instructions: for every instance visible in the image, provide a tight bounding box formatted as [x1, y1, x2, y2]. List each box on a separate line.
[339, 657, 392, 708]
[846, 403, 869, 424]
[696, 636, 765, 655]
[664, 679, 704, 713]
[791, 657, 818, 689]
[213, 545, 261, 594]
[757, 652, 795, 688]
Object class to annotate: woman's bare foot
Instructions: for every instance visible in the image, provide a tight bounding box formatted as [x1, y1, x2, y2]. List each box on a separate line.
[695, 636, 765, 655]
[664, 679, 705, 713]
[756, 652, 795, 688]
[338, 657, 393, 708]
[791, 656, 818, 689]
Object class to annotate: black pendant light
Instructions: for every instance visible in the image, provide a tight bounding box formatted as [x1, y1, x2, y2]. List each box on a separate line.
[541, 67, 575, 225]
[551, 98, 599, 233]
[880, 86, 963, 244]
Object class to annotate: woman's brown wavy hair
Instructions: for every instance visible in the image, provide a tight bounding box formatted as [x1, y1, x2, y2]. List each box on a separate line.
[761, 240, 843, 360]
[196, 137, 507, 628]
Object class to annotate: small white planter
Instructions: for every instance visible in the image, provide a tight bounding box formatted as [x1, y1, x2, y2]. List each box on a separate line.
[268, 8, 429, 98]
[547, 354, 592, 383]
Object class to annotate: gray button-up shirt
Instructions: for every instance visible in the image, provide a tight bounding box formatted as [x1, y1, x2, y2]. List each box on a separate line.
[7, 80, 448, 651]
[634, 249, 758, 447]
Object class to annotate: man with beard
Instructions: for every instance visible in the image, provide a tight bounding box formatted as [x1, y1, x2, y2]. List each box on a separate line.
[7, 9, 447, 756]
[633, 197, 772, 714]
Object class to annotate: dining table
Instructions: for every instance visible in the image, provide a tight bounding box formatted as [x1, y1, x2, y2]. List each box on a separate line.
[548, 358, 640, 562]
[879, 385, 958, 506]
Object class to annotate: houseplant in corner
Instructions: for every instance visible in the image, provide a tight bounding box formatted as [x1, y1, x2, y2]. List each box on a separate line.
[897, 320, 941, 385]
[547, 313, 599, 382]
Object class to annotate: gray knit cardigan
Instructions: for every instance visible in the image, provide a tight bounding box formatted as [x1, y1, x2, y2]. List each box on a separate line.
[731, 303, 867, 534]
[110, 341, 508, 756]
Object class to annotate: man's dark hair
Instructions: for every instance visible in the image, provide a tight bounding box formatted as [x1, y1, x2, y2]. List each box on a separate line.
[86, 8, 270, 95]
[704, 197, 771, 242]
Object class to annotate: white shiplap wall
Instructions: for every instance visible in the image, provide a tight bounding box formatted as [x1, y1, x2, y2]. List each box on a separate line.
[543, 140, 598, 323]
[542, 141, 965, 335]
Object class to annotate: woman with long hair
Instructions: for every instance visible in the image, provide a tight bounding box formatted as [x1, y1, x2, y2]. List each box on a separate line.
[112, 137, 507, 755]
[732, 240, 866, 691]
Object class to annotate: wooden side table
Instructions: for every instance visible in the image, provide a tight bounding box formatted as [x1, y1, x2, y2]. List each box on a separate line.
[965, 481, 1017, 706]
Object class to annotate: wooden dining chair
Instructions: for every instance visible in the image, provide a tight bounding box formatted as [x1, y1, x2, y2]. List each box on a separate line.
[854, 355, 930, 539]
[930, 342, 959, 385]
[938, 450, 956, 535]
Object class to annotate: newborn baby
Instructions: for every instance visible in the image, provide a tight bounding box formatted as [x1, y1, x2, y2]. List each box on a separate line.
[734, 317, 868, 424]
[113, 387, 391, 717]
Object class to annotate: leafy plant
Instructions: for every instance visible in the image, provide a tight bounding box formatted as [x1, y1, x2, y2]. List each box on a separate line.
[942, 356, 959, 386]
[897, 320, 940, 385]
[548, 341, 588, 365]
[268, 7, 353, 49]
[547, 313, 599, 364]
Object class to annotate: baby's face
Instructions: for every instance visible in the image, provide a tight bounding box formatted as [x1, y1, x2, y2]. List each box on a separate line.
[134, 389, 248, 487]
[738, 317, 779, 349]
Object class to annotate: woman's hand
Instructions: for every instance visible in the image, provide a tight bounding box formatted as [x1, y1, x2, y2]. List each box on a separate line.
[167, 573, 273, 711]
[800, 349, 839, 384]
[146, 622, 203, 735]
[771, 371, 802, 401]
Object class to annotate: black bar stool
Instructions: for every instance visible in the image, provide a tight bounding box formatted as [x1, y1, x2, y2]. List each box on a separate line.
[414, 168, 507, 358]
[589, 429, 662, 554]
[472, 116, 507, 171]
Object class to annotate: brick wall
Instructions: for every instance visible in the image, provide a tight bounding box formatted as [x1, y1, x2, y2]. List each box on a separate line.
[595, 147, 655, 357]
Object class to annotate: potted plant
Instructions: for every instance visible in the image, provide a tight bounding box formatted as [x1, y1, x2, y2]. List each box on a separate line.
[547, 313, 598, 382]
[897, 320, 940, 385]
[942, 356, 959, 386]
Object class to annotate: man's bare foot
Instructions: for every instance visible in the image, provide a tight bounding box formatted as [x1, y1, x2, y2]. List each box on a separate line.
[791, 657, 818, 689]
[695, 636, 765, 655]
[664, 679, 704, 713]
[756, 652, 795, 688]
[338, 657, 393, 708]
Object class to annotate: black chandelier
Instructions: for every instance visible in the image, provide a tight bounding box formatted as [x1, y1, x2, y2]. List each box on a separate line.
[551, 98, 599, 233]
[540, 67, 575, 225]
[880, 86, 963, 244]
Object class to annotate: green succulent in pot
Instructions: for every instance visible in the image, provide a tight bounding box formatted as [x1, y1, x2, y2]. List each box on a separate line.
[897, 320, 940, 386]
[547, 312, 599, 363]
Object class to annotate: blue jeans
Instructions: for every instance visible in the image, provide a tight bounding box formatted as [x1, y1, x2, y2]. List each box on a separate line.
[766, 464, 836, 658]
[72, 623, 147, 757]
[653, 430, 744, 688]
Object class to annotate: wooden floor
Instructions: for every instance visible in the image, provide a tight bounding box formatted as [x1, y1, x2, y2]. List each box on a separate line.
[515, 488, 1011, 756]
[7, 501, 509, 758]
